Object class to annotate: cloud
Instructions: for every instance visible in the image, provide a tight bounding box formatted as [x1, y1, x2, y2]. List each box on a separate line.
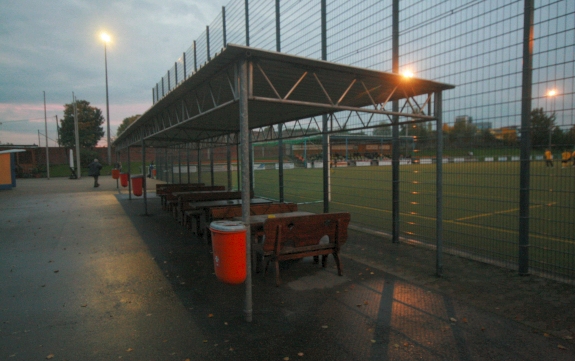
[0, 0, 229, 144]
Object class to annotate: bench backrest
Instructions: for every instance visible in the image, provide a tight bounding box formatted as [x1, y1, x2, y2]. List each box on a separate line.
[209, 202, 298, 220]
[156, 183, 205, 194]
[165, 186, 226, 202]
[262, 212, 350, 253]
[178, 190, 252, 206]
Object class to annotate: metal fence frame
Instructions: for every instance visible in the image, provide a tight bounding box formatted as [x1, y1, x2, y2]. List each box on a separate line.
[148, 0, 575, 282]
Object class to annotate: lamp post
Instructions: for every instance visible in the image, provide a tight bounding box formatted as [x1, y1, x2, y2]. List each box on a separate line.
[101, 32, 112, 165]
[547, 89, 557, 150]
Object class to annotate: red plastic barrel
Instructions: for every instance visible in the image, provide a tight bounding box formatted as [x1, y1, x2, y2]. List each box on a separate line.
[152, 169, 157, 177]
[120, 173, 129, 187]
[209, 221, 247, 284]
[111, 169, 120, 179]
[131, 175, 143, 196]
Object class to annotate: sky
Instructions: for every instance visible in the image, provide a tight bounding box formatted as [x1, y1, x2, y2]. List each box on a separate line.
[0, 0, 229, 146]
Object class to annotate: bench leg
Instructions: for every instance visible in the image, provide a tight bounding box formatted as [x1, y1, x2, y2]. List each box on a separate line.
[332, 252, 343, 276]
[274, 259, 281, 286]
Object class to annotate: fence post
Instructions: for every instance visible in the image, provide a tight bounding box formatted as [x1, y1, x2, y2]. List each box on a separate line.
[207, 25, 211, 61]
[435, 91, 444, 277]
[391, 0, 400, 243]
[519, 0, 534, 276]
[183, 52, 187, 79]
[245, 0, 250, 46]
[193, 40, 197, 72]
[222, 6, 227, 46]
[321, 0, 330, 213]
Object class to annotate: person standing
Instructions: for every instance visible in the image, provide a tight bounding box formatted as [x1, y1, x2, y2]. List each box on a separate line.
[148, 161, 154, 178]
[544, 149, 553, 167]
[88, 158, 103, 187]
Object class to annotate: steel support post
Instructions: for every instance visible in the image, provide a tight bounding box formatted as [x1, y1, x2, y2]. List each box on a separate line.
[210, 147, 215, 186]
[435, 91, 443, 277]
[142, 139, 148, 216]
[238, 59, 252, 322]
[322, 115, 330, 213]
[391, 0, 400, 243]
[187, 144, 191, 184]
[127, 146, 132, 200]
[227, 135, 232, 190]
[197, 145, 202, 184]
[178, 145, 182, 184]
[321, 0, 329, 213]
[164, 148, 168, 183]
[249, 134, 254, 193]
[278, 124, 284, 202]
[236, 139, 241, 189]
[276, 0, 283, 202]
[519, 0, 534, 276]
[170, 149, 174, 183]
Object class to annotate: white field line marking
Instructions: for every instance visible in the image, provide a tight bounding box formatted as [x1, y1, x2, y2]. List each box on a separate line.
[454, 202, 556, 221]
[332, 200, 572, 244]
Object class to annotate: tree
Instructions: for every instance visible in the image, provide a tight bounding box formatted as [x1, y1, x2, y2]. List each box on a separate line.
[58, 100, 104, 149]
[530, 107, 556, 149]
[116, 114, 140, 137]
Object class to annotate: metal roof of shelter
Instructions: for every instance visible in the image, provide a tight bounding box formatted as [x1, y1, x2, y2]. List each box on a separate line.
[114, 44, 454, 150]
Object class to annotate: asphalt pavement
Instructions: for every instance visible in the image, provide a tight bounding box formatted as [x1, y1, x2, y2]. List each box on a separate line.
[1, 176, 573, 360]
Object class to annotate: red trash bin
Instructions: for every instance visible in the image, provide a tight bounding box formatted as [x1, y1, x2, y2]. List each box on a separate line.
[209, 221, 247, 285]
[131, 175, 143, 197]
[152, 169, 157, 177]
[111, 169, 120, 179]
[120, 172, 129, 187]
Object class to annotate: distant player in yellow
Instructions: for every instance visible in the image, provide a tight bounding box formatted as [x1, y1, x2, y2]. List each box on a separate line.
[572, 149, 575, 167]
[544, 149, 553, 167]
[561, 149, 571, 168]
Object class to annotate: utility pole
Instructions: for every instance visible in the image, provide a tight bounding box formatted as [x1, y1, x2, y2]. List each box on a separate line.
[44, 91, 50, 179]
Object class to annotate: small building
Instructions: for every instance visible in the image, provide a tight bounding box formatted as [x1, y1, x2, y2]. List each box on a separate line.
[0, 149, 26, 190]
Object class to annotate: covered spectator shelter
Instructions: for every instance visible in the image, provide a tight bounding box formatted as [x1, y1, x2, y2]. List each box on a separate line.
[113, 44, 455, 321]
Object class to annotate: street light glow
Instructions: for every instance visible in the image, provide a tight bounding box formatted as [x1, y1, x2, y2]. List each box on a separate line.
[547, 89, 557, 97]
[402, 70, 414, 78]
[101, 32, 111, 43]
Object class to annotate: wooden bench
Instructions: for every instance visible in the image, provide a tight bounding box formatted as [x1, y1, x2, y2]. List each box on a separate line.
[204, 202, 298, 240]
[156, 183, 205, 209]
[165, 186, 226, 213]
[253, 212, 350, 286]
[175, 190, 249, 225]
[209, 202, 298, 221]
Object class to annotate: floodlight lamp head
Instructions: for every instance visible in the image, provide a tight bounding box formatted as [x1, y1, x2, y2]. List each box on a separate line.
[100, 33, 111, 43]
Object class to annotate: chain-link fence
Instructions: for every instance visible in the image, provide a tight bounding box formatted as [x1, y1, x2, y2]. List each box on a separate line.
[150, 0, 575, 282]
